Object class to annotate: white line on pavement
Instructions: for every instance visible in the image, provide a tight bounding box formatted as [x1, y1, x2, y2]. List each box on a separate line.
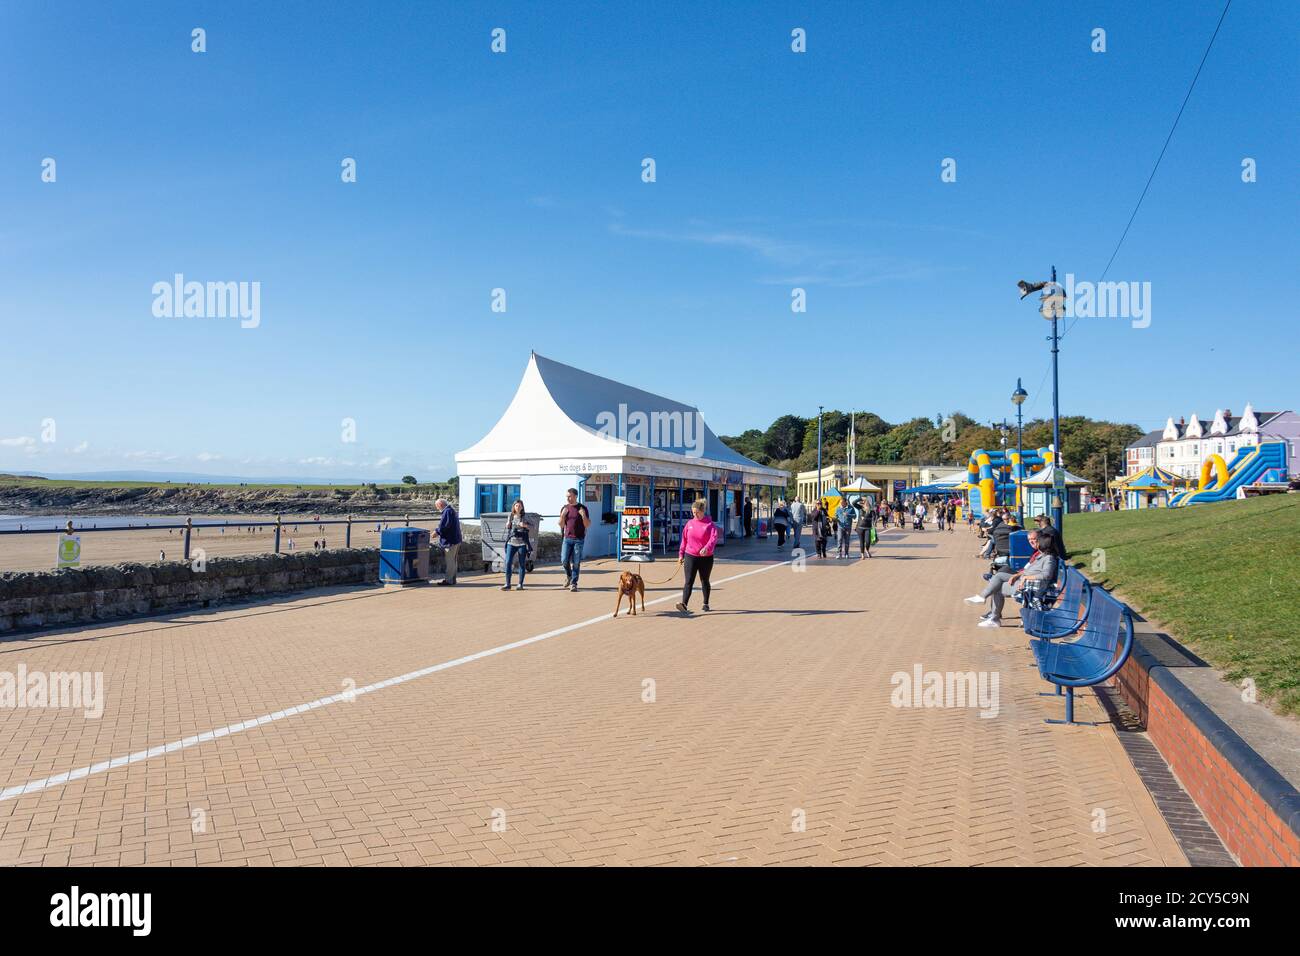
[0, 556, 792, 803]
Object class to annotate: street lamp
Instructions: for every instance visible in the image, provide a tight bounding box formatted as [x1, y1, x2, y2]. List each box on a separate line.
[1018, 267, 1066, 543]
[1011, 378, 1028, 525]
[816, 405, 824, 505]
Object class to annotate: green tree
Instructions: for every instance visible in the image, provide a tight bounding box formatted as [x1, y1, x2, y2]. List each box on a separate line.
[401, 475, 417, 485]
[763, 415, 808, 461]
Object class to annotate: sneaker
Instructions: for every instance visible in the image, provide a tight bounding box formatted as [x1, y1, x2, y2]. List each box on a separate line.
[702, 603, 710, 612]
[500, 585, 512, 591]
[570, 584, 579, 592]
[517, 584, 525, 591]
[977, 618, 1001, 628]
[981, 572, 994, 581]
[675, 602, 690, 613]
[963, 595, 986, 605]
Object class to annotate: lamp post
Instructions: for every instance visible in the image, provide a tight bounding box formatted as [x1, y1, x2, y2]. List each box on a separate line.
[816, 405, 823, 504]
[1018, 267, 1066, 543]
[1011, 378, 1028, 525]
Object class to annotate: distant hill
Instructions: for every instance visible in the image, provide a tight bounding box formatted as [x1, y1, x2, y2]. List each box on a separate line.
[12, 470, 398, 485]
[0, 474, 458, 516]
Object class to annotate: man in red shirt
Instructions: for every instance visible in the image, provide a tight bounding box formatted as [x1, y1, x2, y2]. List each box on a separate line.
[558, 488, 591, 591]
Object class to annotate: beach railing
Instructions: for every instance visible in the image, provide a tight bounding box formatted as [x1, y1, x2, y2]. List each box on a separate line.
[0, 514, 447, 563]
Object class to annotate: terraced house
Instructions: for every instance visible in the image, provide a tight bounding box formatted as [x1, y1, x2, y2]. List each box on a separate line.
[1126, 403, 1300, 480]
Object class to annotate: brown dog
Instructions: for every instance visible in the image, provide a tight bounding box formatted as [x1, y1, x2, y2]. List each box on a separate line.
[613, 571, 646, 617]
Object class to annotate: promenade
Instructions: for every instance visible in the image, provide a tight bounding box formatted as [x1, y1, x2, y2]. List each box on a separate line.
[0, 525, 1184, 866]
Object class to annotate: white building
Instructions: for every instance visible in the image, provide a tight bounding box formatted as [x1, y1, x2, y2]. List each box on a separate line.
[455, 352, 789, 558]
[1137, 404, 1300, 479]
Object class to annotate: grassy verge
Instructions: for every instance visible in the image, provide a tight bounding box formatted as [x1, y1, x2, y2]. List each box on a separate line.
[1063, 494, 1300, 715]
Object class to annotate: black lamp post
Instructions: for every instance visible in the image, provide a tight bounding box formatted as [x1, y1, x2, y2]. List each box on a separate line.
[1011, 378, 1028, 525]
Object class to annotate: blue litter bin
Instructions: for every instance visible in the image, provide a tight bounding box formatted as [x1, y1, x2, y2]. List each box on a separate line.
[379, 527, 430, 585]
[1007, 529, 1033, 571]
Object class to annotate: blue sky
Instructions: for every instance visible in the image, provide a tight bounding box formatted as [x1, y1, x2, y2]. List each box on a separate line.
[1, 0, 1295, 480]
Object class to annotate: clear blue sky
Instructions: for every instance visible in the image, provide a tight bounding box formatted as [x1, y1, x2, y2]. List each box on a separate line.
[1, 0, 1295, 480]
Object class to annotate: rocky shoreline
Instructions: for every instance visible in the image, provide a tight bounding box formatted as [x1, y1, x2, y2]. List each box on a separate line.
[0, 483, 453, 517]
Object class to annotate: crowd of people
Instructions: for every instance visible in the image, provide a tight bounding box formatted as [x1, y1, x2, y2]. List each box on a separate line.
[432, 487, 1071, 626]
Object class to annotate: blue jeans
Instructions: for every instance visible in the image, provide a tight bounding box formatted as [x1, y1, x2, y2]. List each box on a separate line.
[505, 543, 527, 587]
[561, 538, 584, 586]
[790, 522, 803, 552]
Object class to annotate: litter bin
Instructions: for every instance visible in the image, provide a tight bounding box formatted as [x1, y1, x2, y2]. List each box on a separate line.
[1007, 529, 1033, 572]
[479, 512, 539, 573]
[379, 527, 430, 585]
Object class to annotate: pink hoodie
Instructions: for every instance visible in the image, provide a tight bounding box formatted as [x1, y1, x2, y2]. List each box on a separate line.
[679, 516, 718, 558]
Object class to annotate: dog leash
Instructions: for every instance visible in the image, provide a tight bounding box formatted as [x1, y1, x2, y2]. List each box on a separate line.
[637, 564, 686, 587]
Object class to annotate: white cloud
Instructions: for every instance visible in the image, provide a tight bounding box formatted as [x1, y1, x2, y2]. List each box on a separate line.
[72, 441, 89, 453]
[0, 436, 35, 447]
[196, 451, 222, 462]
[609, 220, 942, 288]
[124, 450, 178, 462]
[374, 456, 393, 468]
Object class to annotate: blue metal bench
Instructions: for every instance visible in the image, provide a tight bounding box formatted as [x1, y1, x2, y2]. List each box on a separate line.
[1029, 588, 1133, 726]
[1021, 565, 1091, 640]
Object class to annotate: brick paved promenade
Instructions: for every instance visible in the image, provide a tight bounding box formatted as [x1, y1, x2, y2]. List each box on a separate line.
[0, 525, 1184, 866]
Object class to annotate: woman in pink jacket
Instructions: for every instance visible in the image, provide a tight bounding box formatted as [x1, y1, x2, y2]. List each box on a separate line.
[676, 498, 718, 614]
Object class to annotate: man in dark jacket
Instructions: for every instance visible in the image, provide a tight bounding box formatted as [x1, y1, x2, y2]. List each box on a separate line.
[1033, 513, 1062, 558]
[435, 498, 462, 585]
[989, 513, 1019, 559]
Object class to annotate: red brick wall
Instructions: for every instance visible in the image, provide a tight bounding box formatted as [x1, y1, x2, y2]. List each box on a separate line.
[1115, 658, 1300, 867]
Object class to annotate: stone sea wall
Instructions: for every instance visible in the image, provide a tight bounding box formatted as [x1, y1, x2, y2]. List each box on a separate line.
[0, 531, 563, 633]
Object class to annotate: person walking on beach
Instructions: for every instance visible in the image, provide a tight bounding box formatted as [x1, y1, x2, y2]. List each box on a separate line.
[558, 488, 590, 591]
[676, 498, 717, 614]
[856, 497, 875, 559]
[789, 496, 806, 553]
[501, 498, 532, 591]
[810, 500, 830, 559]
[835, 497, 855, 558]
[434, 497, 461, 586]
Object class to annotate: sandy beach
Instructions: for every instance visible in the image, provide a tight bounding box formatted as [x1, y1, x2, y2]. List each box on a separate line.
[0, 514, 427, 573]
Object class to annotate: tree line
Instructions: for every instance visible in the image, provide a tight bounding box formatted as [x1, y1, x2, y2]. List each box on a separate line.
[720, 411, 1142, 487]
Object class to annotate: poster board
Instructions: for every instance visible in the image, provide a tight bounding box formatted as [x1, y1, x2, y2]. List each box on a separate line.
[620, 505, 651, 558]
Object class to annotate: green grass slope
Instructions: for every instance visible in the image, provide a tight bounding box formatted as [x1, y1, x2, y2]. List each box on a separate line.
[1065, 494, 1300, 715]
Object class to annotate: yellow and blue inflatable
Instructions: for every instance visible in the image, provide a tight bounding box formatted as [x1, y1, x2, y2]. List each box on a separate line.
[965, 446, 1053, 518]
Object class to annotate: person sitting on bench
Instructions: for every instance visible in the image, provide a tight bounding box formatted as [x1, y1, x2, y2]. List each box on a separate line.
[964, 529, 1058, 628]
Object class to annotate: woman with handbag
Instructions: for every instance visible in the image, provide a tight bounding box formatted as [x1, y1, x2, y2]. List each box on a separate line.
[810, 500, 830, 559]
[502, 499, 532, 590]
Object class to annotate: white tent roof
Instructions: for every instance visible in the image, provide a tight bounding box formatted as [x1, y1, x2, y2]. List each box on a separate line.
[839, 475, 882, 492]
[1020, 463, 1090, 487]
[931, 469, 969, 487]
[456, 352, 787, 481]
